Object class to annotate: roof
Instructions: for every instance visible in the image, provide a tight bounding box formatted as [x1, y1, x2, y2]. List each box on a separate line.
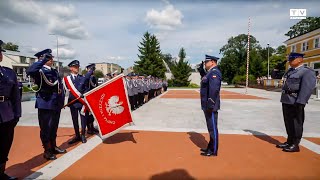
[3, 50, 36, 58]
[283, 28, 320, 44]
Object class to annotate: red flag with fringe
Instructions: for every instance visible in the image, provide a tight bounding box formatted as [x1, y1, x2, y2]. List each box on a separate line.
[84, 74, 134, 139]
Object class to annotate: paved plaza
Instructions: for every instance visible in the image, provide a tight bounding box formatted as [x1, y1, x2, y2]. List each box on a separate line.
[7, 88, 320, 179]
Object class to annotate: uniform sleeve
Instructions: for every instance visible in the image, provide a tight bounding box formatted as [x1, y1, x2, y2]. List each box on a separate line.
[11, 72, 22, 119]
[296, 70, 317, 104]
[79, 70, 94, 93]
[207, 71, 221, 109]
[26, 59, 48, 77]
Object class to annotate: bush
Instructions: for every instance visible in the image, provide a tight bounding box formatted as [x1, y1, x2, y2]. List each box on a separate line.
[167, 79, 174, 87]
[188, 83, 200, 88]
[232, 75, 256, 85]
[23, 85, 39, 92]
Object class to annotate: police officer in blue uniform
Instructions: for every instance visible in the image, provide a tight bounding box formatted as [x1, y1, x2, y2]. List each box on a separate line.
[0, 40, 21, 180]
[65, 60, 94, 144]
[85, 64, 99, 134]
[276, 52, 316, 152]
[27, 49, 66, 160]
[199, 54, 222, 157]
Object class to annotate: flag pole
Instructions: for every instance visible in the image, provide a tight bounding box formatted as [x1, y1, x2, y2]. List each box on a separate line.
[245, 17, 251, 94]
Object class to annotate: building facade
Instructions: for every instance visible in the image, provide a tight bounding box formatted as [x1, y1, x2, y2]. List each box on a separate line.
[95, 62, 122, 75]
[0, 50, 62, 81]
[284, 28, 320, 75]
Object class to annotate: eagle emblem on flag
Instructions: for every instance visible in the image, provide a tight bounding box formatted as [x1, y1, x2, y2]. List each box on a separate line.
[106, 96, 124, 116]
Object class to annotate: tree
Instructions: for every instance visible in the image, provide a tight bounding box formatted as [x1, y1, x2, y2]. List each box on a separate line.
[285, 17, 320, 39]
[3, 42, 19, 51]
[81, 69, 104, 78]
[171, 48, 192, 87]
[94, 70, 104, 78]
[218, 34, 261, 84]
[133, 32, 166, 78]
[162, 53, 176, 72]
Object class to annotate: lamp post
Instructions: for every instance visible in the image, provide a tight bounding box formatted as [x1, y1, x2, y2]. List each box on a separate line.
[49, 34, 59, 72]
[267, 43, 270, 79]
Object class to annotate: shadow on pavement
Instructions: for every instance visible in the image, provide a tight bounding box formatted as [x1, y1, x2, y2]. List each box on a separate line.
[187, 131, 208, 149]
[6, 153, 45, 179]
[244, 129, 282, 145]
[150, 169, 196, 180]
[103, 132, 139, 144]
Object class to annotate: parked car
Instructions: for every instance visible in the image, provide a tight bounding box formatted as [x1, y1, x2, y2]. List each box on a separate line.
[97, 78, 105, 85]
[221, 81, 228, 85]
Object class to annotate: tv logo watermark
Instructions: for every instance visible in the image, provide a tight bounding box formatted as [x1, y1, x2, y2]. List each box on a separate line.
[290, 9, 307, 19]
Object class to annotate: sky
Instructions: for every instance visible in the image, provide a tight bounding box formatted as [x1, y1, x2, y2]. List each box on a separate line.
[0, 0, 319, 69]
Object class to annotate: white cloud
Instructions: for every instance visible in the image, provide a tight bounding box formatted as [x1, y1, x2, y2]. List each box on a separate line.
[52, 48, 76, 60]
[0, 0, 89, 39]
[146, 3, 183, 30]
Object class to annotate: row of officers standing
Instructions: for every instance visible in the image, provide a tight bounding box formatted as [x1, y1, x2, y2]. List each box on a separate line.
[124, 73, 168, 110]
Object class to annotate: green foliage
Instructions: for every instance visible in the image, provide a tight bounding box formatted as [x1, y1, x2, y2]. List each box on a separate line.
[94, 70, 104, 78]
[167, 79, 174, 87]
[82, 69, 104, 78]
[188, 83, 200, 88]
[285, 17, 320, 39]
[218, 34, 261, 84]
[22, 85, 39, 92]
[171, 48, 193, 87]
[218, 33, 288, 84]
[232, 74, 256, 85]
[133, 32, 166, 78]
[162, 53, 176, 72]
[3, 42, 19, 51]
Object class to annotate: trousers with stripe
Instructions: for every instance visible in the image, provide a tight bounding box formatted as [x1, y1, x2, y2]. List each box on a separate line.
[203, 110, 219, 155]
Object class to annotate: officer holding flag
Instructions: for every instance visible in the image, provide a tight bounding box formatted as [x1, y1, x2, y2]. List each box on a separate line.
[199, 54, 222, 157]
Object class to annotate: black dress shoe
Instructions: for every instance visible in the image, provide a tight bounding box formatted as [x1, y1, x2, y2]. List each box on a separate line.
[276, 142, 290, 149]
[200, 148, 208, 152]
[283, 144, 300, 152]
[92, 127, 99, 133]
[43, 151, 57, 160]
[87, 130, 95, 135]
[68, 136, 81, 145]
[53, 146, 67, 154]
[81, 135, 87, 143]
[200, 150, 217, 157]
[1, 173, 18, 180]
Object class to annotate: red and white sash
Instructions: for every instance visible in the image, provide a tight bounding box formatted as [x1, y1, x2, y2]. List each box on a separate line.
[63, 75, 89, 115]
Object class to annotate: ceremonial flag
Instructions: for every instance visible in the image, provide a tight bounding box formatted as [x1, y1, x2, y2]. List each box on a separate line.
[84, 74, 134, 139]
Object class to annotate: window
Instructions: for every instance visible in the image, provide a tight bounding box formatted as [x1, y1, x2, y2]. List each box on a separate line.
[313, 62, 320, 69]
[29, 58, 35, 64]
[291, 45, 296, 52]
[315, 37, 319, 48]
[20, 56, 26, 63]
[301, 41, 308, 51]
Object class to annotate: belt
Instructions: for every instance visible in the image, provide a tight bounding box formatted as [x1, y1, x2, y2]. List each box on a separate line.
[0, 96, 10, 102]
[282, 90, 298, 97]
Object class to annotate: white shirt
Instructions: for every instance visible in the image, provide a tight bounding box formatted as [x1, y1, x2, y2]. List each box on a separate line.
[295, 65, 303, 70]
[43, 65, 51, 70]
[70, 73, 79, 79]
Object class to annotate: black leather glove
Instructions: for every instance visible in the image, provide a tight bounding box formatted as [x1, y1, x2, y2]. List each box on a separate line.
[197, 61, 206, 78]
[91, 66, 96, 71]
